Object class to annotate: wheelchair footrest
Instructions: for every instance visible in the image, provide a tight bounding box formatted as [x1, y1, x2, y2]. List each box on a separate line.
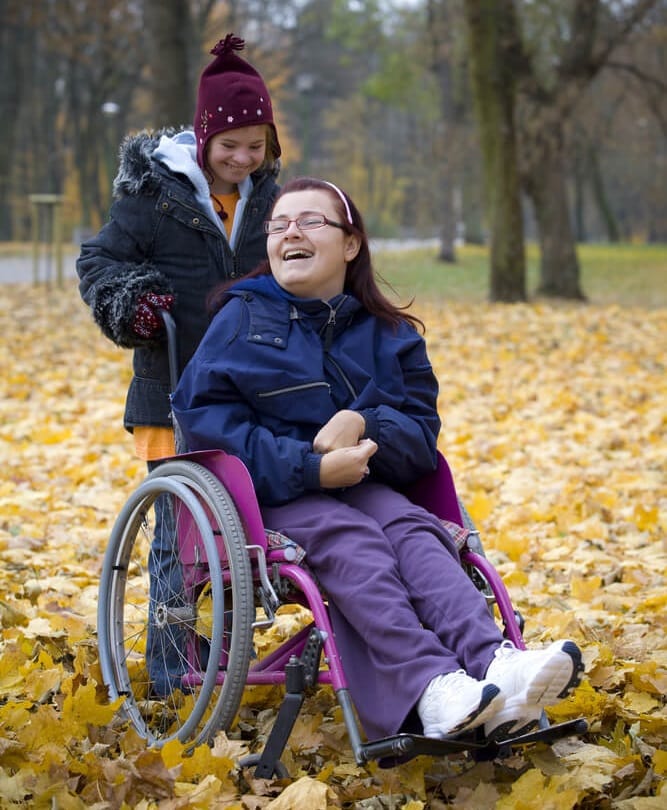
[358, 717, 588, 767]
[497, 717, 589, 749]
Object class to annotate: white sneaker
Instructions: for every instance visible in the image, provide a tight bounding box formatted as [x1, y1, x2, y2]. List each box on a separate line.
[418, 670, 505, 739]
[484, 640, 584, 742]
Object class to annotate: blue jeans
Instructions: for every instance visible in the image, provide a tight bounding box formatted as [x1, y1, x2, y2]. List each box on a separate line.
[146, 461, 187, 694]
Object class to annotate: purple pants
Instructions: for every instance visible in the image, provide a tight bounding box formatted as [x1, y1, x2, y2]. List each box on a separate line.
[261, 482, 504, 741]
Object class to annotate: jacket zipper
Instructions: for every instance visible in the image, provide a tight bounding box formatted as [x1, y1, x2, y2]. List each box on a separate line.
[319, 297, 358, 398]
[257, 381, 331, 398]
[327, 355, 358, 398]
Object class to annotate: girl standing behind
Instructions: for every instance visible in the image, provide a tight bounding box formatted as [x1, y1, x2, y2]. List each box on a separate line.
[77, 33, 281, 462]
[77, 34, 281, 694]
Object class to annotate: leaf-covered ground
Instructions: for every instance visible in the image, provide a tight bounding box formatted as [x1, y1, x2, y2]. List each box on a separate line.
[0, 283, 665, 809]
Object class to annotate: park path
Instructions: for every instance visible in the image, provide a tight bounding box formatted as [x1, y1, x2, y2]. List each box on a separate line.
[0, 239, 439, 285]
[0, 252, 79, 285]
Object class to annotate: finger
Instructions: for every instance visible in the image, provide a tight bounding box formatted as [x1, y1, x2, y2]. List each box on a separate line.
[359, 438, 378, 458]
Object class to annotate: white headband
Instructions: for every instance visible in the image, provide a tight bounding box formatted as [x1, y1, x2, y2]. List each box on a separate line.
[322, 180, 353, 225]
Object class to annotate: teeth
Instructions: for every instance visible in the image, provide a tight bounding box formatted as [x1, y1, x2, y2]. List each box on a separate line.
[284, 250, 312, 260]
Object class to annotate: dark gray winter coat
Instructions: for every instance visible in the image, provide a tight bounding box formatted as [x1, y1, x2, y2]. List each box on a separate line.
[77, 129, 280, 431]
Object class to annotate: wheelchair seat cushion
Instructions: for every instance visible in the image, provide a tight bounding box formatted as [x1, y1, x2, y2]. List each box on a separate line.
[265, 529, 307, 564]
[440, 520, 470, 553]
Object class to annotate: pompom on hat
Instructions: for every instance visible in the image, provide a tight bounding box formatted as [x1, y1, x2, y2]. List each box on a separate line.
[194, 34, 281, 169]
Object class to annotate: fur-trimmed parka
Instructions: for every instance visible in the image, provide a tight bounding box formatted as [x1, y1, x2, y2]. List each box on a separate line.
[77, 128, 280, 431]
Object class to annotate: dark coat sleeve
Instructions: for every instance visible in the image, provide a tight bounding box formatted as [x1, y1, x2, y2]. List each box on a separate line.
[76, 194, 174, 348]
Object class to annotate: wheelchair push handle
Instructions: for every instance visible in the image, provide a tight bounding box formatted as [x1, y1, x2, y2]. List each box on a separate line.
[159, 309, 180, 393]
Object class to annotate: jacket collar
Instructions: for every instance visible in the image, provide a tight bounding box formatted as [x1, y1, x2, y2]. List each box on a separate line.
[229, 275, 362, 349]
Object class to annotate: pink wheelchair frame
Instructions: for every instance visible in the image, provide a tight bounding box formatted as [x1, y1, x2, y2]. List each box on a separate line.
[97, 312, 586, 777]
[176, 447, 584, 776]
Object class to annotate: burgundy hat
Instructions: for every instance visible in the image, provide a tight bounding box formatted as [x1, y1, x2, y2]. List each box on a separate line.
[194, 34, 281, 168]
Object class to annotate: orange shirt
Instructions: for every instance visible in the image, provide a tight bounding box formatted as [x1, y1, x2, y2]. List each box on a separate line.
[211, 191, 240, 238]
[134, 426, 175, 461]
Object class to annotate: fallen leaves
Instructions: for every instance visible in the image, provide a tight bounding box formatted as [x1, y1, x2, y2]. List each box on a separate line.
[0, 283, 665, 807]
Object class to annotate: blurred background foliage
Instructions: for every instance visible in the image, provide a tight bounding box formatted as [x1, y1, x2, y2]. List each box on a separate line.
[1, 0, 665, 300]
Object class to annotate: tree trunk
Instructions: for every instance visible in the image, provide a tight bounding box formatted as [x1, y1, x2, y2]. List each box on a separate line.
[0, 1, 31, 239]
[436, 206, 457, 262]
[435, 128, 458, 263]
[588, 144, 620, 242]
[427, 0, 459, 264]
[145, 0, 194, 128]
[525, 143, 586, 300]
[573, 140, 587, 242]
[463, 0, 526, 301]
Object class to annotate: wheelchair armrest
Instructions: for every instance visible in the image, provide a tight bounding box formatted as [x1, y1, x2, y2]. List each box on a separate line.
[176, 448, 268, 550]
[404, 452, 464, 525]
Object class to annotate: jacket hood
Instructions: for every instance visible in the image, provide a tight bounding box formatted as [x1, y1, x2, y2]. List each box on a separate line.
[113, 128, 178, 197]
[113, 128, 280, 199]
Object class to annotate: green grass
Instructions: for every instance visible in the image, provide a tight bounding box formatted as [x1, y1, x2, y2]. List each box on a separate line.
[374, 242, 667, 308]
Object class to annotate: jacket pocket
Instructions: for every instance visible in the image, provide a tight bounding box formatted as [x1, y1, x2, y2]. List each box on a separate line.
[254, 381, 334, 432]
[257, 381, 331, 399]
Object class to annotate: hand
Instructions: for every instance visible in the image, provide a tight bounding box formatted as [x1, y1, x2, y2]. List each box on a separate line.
[319, 438, 377, 489]
[131, 292, 174, 339]
[313, 410, 366, 453]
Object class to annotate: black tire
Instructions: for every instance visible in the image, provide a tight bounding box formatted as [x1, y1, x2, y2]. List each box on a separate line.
[98, 460, 254, 747]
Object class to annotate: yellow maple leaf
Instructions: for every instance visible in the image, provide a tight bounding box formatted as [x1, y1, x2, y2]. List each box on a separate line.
[633, 503, 658, 531]
[466, 490, 494, 523]
[547, 680, 610, 723]
[60, 678, 124, 736]
[496, 768, 581, 810]
[265, 776, 336, 809]
[23, 666, 62, 703]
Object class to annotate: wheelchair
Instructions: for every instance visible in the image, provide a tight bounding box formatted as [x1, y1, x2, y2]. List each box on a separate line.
[96, 313, 586, 778]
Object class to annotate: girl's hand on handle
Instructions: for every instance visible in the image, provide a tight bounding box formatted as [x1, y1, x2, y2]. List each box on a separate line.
[319, 438, 377, 489]
[313, 410, 366, 453]
[131, 292, 175, 339]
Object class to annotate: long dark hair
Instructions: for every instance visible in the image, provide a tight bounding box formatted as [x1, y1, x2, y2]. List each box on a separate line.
[208, 176, 424, 331]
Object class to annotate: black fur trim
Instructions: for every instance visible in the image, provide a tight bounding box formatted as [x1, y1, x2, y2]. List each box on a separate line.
[113, 127, 182, 198]
[89, 263, 174, 348]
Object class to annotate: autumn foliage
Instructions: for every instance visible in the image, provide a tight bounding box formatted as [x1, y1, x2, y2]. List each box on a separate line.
[0, 283, 665, 808]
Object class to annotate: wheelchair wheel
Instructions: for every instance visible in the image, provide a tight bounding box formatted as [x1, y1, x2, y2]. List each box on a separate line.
[97, 460, 255, 748]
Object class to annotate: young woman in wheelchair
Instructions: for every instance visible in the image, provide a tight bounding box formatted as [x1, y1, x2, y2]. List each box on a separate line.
[171, 176, 584, 743]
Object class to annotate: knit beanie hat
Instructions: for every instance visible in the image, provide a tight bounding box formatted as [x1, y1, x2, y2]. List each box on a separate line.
[194, 33, 281, 169]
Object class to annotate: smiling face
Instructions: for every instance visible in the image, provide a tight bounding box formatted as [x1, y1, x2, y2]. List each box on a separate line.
[267, 189, 361, 300]
[205, 125, 268, 193]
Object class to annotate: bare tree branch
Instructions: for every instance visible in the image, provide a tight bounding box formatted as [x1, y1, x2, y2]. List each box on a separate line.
[606, 58, 667, 94]
[587, 0, 661, 75]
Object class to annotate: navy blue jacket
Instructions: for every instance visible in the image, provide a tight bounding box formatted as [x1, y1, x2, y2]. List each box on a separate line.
[171, 275, 441, 505]
[76, 130, 280, 430]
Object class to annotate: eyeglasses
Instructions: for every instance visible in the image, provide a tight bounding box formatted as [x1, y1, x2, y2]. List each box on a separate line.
[264, 214, 345, 235]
